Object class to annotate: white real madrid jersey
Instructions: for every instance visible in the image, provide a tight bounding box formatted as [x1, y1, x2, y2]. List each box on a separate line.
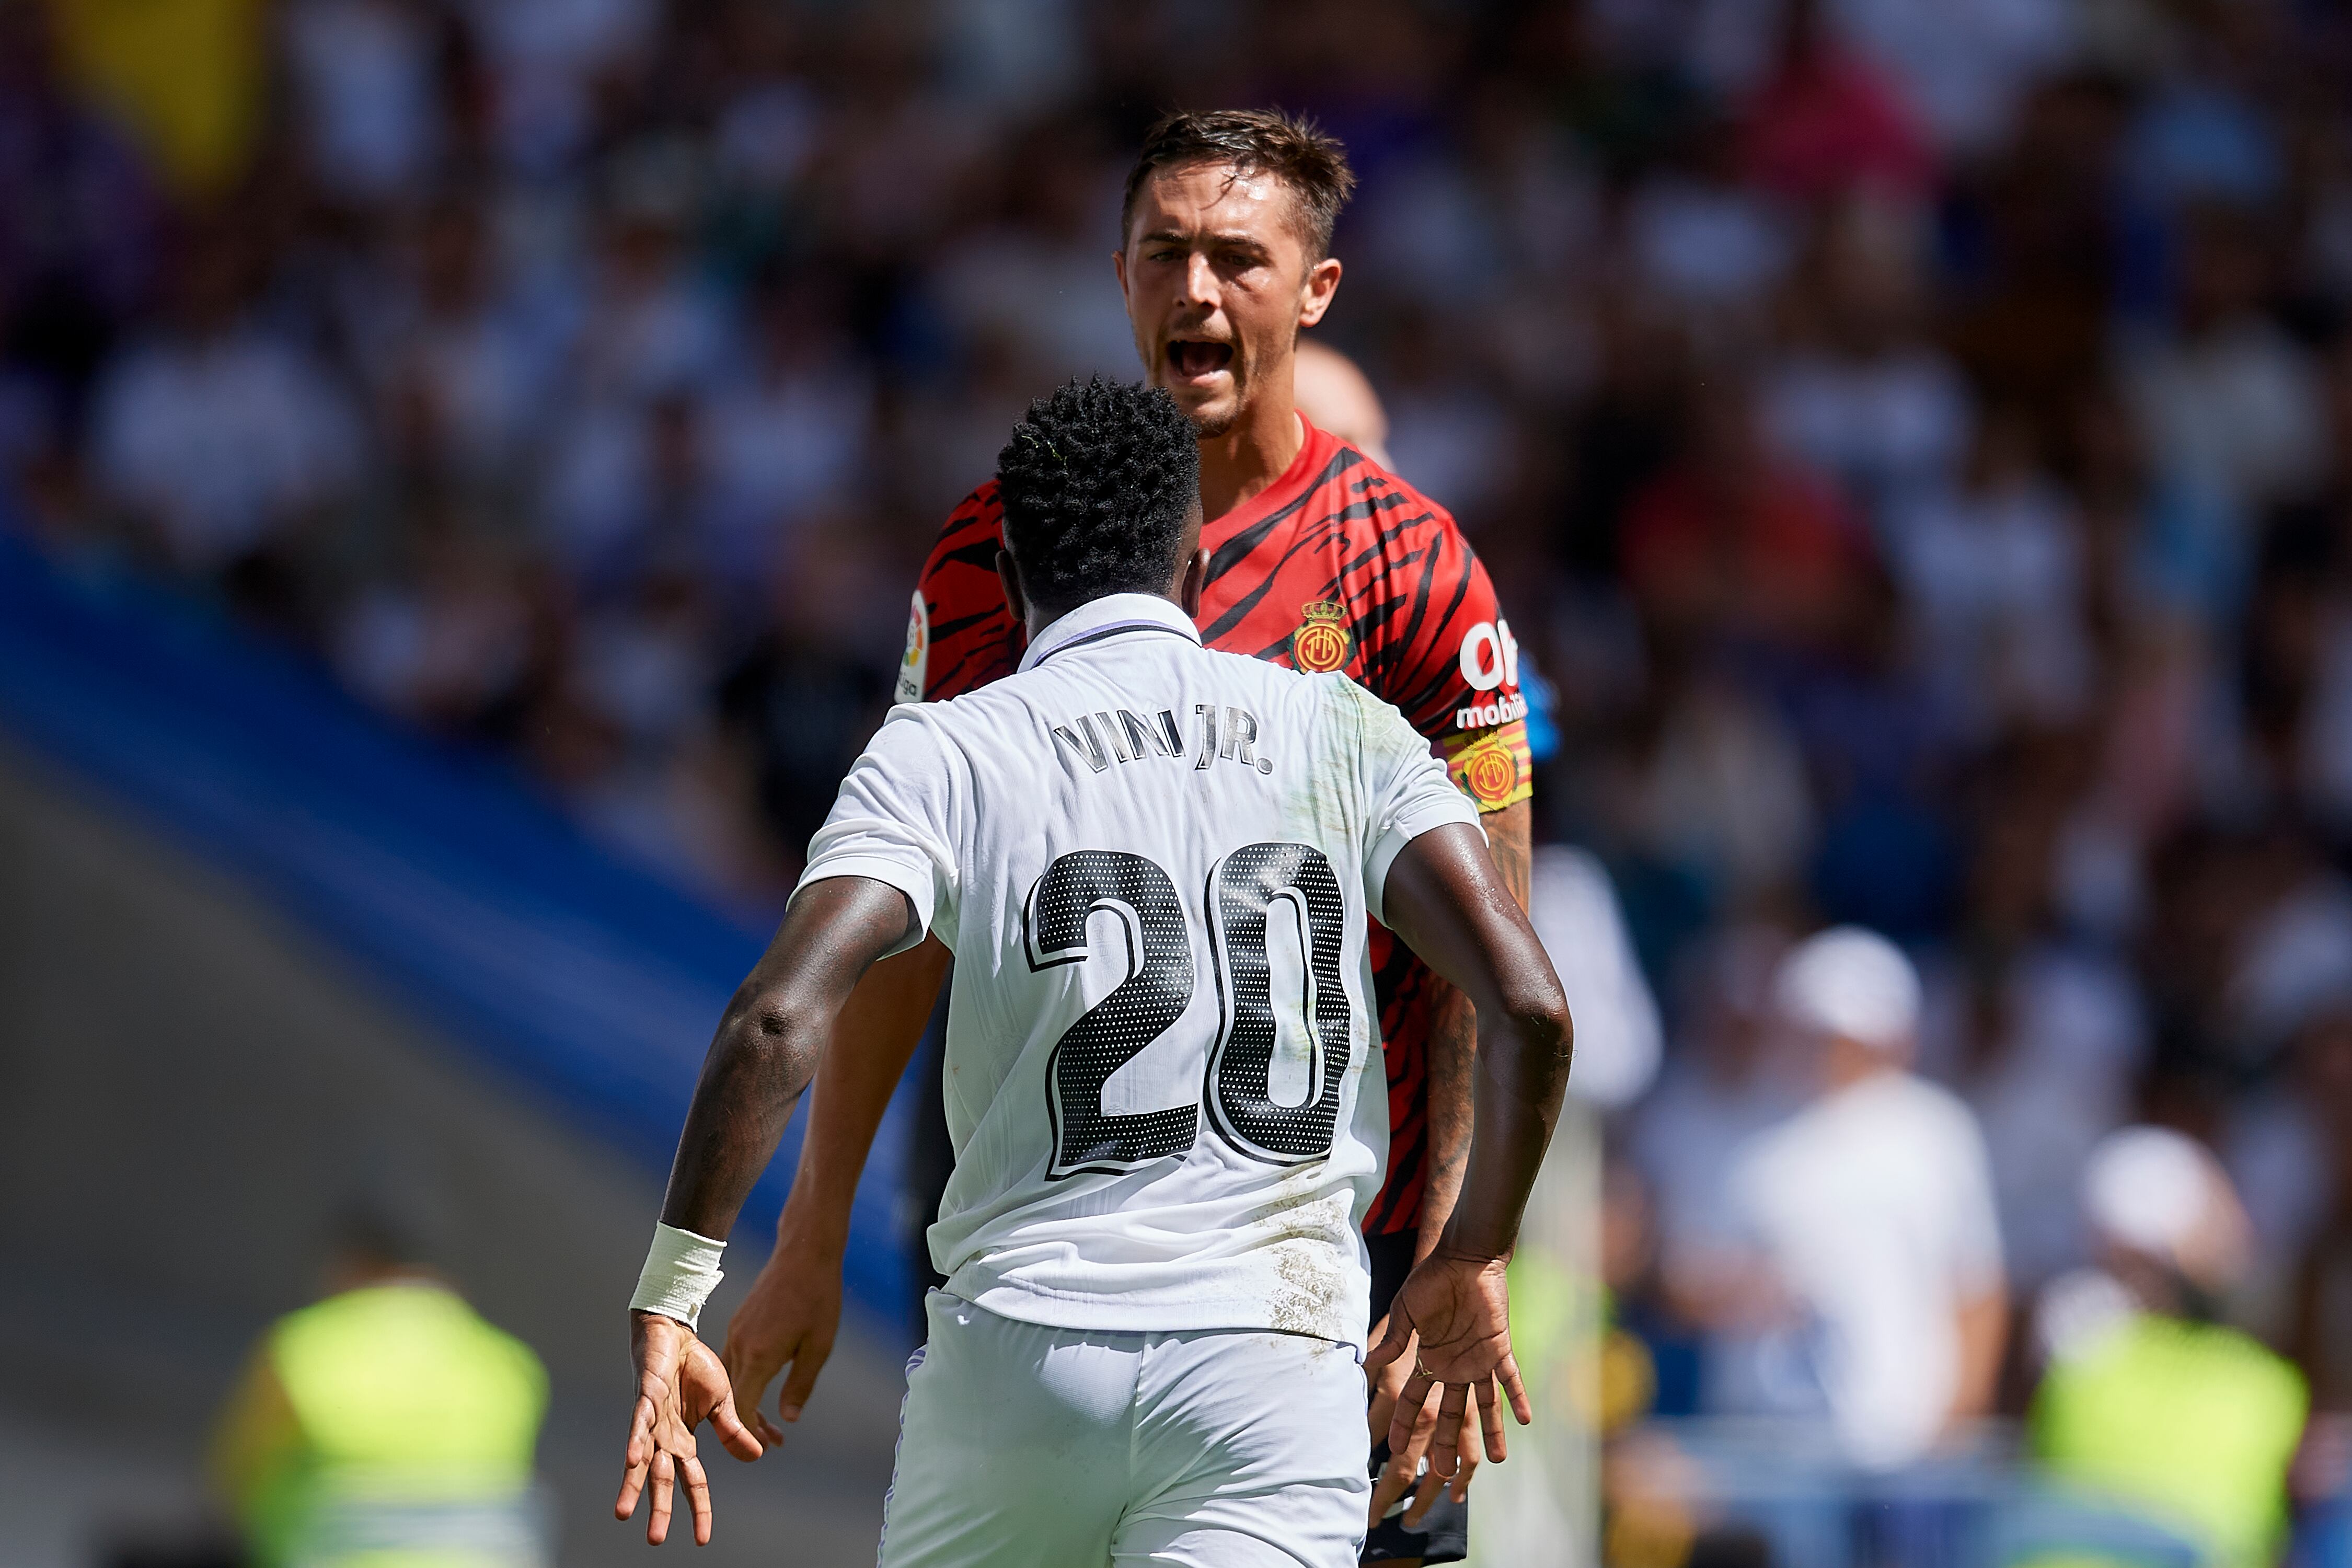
[797, 592, 1481, 1346]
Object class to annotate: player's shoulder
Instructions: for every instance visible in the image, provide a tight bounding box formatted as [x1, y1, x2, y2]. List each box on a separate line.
[1306, 432, 1465, 546]
[1214, 649, 1412, 740]
[927, 478, 1006, 561]
[947, 477, 1004, 526]
[1196, 638, 1352, 701]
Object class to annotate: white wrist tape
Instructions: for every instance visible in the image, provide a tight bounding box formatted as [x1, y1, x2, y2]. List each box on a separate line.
[629, 1223, 726, 1330]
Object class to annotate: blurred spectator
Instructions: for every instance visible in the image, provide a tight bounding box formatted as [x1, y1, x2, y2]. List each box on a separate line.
[1764, 196, 1972, 534]
[1830, 0, 2077, 156]
[1890, 408, 2095, 744]
[1623, 116, 1797, 322]
[2277, 1008, 2352, 1426]
[2028, 1126, 2306, 1568]
[209, 1207, 548, 1568]
[1737, 0, 1936, 204]
[1924, 743, 2149, 1289]
[702, 272, 877, 543]
[1634, 923, 1803, 1398]
[1621, 375, 1872, 654]
[90, 223, 361, 588]
[1699, 927, 2008, 1470]
[345, 195, 562, 531]
[2122, 204, 2326, 585]
[1528, 843, 1664, 1112]
[0, 0, 164, 427]
[331, 512, 537, 736]
[930, 119, 1133, 383]
[282, 0, 448, 205]
[1293, 335, 1394, 468]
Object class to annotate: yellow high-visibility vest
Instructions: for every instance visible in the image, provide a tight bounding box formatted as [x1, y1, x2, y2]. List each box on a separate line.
[2030, 1310, 2306, 1568]
[218, 1282, 548, 1568]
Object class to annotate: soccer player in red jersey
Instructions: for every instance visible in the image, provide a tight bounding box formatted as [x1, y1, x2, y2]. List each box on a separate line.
[721, 110, 1534, 1566]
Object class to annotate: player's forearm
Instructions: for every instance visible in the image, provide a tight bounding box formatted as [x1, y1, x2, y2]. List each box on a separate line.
[774, 937, 951, 1261]
[1438, 982, 1573, 1262]
[1413, 803, 1533, 1260]
[1416, 983, 1477, 1263]
[1381, 822, 1571, 1262]
[657, 879, 916, 1240]
[1484, 800, 1532, 910]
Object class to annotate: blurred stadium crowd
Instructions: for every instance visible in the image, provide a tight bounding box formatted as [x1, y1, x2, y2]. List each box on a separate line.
[10, 0, 2352, 1558]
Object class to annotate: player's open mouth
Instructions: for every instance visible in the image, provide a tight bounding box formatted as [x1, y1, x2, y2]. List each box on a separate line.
[1167, 340, 1234, 381]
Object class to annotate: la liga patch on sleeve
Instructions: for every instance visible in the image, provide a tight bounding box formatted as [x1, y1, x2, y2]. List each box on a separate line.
[895, 589, 928, 702]
[1442, 721, 1534, 812]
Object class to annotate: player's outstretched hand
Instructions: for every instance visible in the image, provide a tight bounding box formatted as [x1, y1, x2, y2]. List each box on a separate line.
[1365, 1250, 1530, 1477]
[616, 1310, 763, 1546]
[719, 1242, 843, 1448]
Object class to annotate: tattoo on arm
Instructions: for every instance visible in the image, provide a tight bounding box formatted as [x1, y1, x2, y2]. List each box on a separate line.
[656, 879, 915, 1240]
[1414, 801, 1533, 1259]
[1485, 800, 1534, 910]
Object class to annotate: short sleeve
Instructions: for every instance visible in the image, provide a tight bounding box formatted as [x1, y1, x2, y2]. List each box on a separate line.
[1350, 683, 1483, 925]
[906, 484, 1024, 702]
[795, 708, 964, 956]
[1359, 492, 1532, 814]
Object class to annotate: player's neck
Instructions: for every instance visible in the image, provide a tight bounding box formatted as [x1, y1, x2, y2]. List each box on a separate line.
[1195, 393, 1305, 524]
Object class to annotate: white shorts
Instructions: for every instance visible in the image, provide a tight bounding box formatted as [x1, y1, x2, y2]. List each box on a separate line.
[878, 1293, 1371, 1568]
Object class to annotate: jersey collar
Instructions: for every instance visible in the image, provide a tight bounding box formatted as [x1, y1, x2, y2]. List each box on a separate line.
[1018, 593, 1204, 673]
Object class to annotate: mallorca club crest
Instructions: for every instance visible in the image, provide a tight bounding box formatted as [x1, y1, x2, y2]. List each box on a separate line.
[1289, 599, 1353, 674]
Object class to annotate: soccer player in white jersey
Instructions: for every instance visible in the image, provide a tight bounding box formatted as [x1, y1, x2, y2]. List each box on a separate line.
[613, 379, 1574, 1565]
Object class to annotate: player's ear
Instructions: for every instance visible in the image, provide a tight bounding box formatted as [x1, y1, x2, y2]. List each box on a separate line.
[1297, 255, 1342, 329]
[995, 548, 1028, 629]
[1178, 547, 1207, 618]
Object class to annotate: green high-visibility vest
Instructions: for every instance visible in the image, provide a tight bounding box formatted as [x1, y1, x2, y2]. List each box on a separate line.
[2028, 1311, 2306, 1568]
[244, 1282, 548, 1568]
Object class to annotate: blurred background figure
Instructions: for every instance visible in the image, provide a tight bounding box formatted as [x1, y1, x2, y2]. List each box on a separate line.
[1694, 926, 2008, 1473]
[1294, 336, 1396, 469]
[2025, 1126, 2305, 1568]
[209, 1208, 549, 1568]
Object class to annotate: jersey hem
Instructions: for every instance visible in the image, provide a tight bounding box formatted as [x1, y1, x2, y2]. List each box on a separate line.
[942, 1266, 1370, 1351]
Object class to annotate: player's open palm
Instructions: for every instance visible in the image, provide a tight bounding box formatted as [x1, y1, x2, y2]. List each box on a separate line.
[1366, 1251, 1530, 1477]
[718, 1244, 841, 1448]
[617, 1311, 763, 1545]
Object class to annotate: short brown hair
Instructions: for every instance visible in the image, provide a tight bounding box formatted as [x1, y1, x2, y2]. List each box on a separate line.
[1121, 109, 1358, 261]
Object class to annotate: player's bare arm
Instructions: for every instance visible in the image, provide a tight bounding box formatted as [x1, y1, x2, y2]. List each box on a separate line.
[1366, 818, 1573, 1482]
[721, 935, 950, 1447]
[614, 877, 918, 1546]
[1417, 801, 1532, 1260]
[1370, 795, 1532, 1528]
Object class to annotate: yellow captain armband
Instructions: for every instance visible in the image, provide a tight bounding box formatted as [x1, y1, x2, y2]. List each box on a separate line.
[1442, 720, 1533, 813]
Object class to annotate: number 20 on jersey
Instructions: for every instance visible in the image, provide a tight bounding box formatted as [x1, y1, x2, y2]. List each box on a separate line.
[1024, 844, 1354, 1180]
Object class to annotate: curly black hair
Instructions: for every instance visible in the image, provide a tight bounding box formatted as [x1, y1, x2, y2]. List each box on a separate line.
[995, 378, 1200, 614]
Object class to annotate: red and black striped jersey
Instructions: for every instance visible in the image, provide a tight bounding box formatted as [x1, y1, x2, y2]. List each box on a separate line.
[896, 414, 1531, 1237]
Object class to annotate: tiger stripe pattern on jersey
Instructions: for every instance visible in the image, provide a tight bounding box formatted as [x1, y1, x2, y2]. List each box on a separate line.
[903, 414, 1529, 1237]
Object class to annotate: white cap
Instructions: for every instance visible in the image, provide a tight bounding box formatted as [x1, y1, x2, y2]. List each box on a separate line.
[1772, 925, 1921, 1051]
[2081, 1125, 2214, 1259]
